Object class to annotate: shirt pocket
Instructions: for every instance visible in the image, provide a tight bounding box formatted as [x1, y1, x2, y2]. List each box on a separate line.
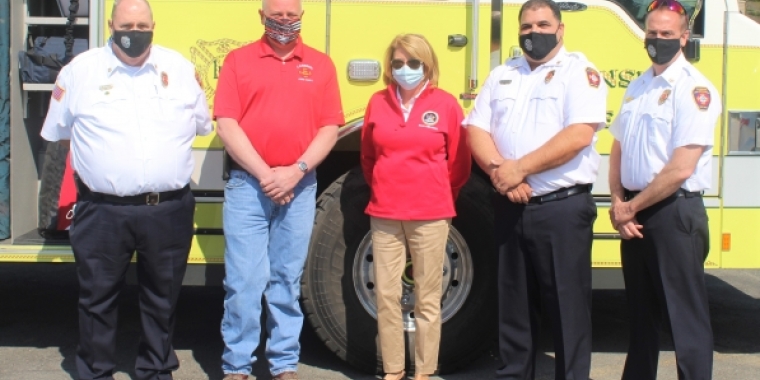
[529, 86, 562, 129]
[77, 88, 130, 129]
[489, 85, 519, 132]
[147, 85, 195, 126]
[640, 105, 673, 150]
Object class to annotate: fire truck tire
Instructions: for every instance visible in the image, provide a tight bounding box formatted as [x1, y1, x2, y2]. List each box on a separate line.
[302, 166, 497, 374]
[37, 141, 69, 238]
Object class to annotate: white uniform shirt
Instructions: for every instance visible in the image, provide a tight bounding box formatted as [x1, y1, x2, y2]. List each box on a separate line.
[465, 47, 609, 196]
[41, 43, 213, 196]
[609, 54, 721, 192]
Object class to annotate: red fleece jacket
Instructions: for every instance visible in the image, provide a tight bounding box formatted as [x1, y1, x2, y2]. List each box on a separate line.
[361, 85, 471, 220]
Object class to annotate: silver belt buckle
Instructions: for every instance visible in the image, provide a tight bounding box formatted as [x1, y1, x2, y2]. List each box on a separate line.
[146, 192, 160, 205]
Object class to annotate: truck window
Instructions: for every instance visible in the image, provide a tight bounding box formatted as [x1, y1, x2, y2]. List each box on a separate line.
[610, 0, 705, 36]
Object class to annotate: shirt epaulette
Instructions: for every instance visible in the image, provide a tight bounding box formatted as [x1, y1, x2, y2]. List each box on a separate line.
[565, 51, 590, 63]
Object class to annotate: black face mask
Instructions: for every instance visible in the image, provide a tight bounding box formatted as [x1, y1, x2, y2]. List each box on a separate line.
[645, 38, 682, 65]
[112, 30, 153, 58]
[519, 32, 558, 61]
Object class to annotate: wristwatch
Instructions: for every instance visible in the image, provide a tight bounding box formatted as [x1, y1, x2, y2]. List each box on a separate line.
[297, 161, 308, 173]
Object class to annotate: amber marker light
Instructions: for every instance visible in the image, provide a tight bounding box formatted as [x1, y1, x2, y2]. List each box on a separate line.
[722, 233, 731, 251]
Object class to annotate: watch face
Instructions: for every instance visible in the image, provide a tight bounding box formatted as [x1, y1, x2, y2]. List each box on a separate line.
[298, 161, 308, 172]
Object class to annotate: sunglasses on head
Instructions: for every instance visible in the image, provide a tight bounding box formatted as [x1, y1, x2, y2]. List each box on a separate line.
[646, 0, 686, 15]
[391, 58, 423, 70]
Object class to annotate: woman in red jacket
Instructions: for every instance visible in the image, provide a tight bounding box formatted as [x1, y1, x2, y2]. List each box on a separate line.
[360, 34, 471, 380]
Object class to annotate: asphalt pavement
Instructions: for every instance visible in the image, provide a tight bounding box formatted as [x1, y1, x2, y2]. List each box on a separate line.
[1, 264, 759, 379]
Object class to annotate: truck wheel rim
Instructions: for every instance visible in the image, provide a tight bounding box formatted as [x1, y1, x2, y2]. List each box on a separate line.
[352, 226, 474, 331]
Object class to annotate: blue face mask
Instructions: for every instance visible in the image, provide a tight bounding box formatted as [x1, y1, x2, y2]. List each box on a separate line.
[392, 64, 424, 90]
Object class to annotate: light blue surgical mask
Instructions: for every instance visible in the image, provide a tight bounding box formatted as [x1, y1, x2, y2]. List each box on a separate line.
[392, 64, 425, 90]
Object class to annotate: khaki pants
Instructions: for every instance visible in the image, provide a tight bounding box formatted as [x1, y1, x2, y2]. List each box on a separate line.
[371, 217, 450, 375]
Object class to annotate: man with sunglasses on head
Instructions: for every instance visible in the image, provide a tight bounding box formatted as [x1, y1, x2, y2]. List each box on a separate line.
[465, 0, 607, 378]
[213, 0, 344, 378]
[608, 1, 720, 379]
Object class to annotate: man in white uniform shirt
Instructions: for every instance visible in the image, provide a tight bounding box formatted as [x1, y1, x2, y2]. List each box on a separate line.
[40, 0, 212, 379]
[608, 1, 720, 379]
[465, 0, 607, 378]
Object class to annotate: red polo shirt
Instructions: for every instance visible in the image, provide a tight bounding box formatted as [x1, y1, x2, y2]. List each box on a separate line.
[213, 36, 344, 166]
[361, 85, 471, 220]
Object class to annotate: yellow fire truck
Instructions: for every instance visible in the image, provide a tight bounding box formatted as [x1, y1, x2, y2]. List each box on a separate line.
[6, 0, 760, 374]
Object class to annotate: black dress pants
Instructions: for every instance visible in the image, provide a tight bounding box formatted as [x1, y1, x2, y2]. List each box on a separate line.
[69, 187, 195, 380]
[494, 192, 596, 380]
[621, 194, 713, 380]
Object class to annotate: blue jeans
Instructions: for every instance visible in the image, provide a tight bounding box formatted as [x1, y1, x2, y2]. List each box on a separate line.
[220, 169, 316, 376]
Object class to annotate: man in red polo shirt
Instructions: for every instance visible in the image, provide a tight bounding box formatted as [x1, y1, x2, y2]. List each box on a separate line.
[213, 0, 344, 378]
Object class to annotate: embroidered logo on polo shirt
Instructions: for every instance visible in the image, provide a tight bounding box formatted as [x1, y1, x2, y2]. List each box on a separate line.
[297, 64, 314, 82]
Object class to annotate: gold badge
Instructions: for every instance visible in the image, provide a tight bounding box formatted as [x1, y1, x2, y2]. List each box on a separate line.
[624, 96, 633, 103]
[658, 89, 671, 105]
[161, 72, 169, 88]
[545, 70, 555, 84]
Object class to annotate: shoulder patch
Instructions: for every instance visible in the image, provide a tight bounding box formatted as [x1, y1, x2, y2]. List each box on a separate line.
[586, 67, 600, 88]
[693, 87, 711, 111]
[52, 83, 65, 102]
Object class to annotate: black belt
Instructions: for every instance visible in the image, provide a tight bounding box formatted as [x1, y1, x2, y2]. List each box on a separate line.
[75, 178, 188, 206]
[624, 188, 702, 202]
[229, 159, 245, 173]
[528, 184, 592, 204]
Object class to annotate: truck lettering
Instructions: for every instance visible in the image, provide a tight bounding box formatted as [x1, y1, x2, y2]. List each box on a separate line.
[602, 69, 644, 88]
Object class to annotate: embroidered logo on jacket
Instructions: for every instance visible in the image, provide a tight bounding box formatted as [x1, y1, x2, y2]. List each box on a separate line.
[419, 111, 440, 130]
